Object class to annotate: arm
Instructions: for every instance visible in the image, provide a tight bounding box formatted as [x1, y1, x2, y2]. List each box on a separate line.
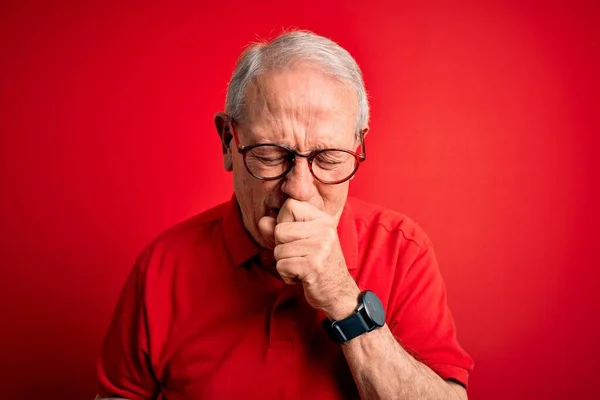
[268, 199, 471, 399]
[96, 250, 160, 400]
[330, 301, 467, 400]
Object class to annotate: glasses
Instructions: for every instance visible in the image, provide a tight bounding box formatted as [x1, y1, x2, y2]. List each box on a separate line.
[230, 121, 366, 185]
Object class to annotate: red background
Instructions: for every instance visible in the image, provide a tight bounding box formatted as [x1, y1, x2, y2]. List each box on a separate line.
[1, 1, 599, 399]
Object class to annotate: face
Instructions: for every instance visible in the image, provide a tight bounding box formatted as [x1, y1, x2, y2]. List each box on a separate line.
[217, 64, 365, 249]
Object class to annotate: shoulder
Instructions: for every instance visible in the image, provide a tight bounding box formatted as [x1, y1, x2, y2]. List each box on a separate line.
[134, 201, 229, 273]
[151, 201, 226, 249]
[346, 196, 433, 250]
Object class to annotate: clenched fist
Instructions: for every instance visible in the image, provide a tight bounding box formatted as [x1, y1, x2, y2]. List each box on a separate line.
[258, 199, 361, 320]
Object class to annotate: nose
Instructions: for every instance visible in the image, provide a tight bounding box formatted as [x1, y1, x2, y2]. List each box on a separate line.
[281, 157, 317, 201]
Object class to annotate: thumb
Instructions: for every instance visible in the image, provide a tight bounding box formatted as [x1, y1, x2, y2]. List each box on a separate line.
[258, 216, 277, 249]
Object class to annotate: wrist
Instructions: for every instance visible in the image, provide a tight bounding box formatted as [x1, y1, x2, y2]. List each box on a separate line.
[323, 286, 361, 320]
[322, 290, 387, 344]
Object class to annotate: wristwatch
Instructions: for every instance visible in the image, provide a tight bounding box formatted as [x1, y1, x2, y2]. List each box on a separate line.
[322, 290, 386, 344]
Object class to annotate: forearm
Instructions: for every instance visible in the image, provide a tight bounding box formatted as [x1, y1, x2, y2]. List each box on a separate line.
[341, 325, 467, 400]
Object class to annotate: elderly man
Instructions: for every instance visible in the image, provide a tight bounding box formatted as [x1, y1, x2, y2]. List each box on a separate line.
[96, 30, 473, 399]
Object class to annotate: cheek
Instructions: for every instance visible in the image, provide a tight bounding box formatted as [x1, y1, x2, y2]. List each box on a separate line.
[318, 182, 350, 214]
[233, 170, 275, 212]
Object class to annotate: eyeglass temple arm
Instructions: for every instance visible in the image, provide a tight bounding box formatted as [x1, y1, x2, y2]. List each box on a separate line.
[360, 129, 367, 160]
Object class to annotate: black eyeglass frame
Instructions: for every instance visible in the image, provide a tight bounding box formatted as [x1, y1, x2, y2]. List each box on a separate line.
[229, 121, 367, 185]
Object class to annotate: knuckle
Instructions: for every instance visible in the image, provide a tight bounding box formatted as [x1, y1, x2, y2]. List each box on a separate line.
[324, 226, 337, 241]
[276, 258, 286, 272]
[274, 224, 284, 241]
[273, 245, 283, 261]
[303, 271, 317, 286]
[317, 234, 333, 254]
[305, 254, 319, 270]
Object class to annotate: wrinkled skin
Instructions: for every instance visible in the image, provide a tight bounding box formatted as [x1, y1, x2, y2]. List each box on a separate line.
[215, 64, 368, 318]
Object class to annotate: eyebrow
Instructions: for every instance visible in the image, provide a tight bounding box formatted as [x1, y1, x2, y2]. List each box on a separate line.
[242, 125, 351, 151]
[245, 133, 339, 151]
[251, 141, 342, 152]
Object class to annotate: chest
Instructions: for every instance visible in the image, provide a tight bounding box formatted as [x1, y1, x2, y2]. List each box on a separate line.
[154, 275, 359, 400]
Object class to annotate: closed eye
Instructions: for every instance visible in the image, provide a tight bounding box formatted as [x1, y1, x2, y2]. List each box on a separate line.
[315, 152, 347, 165]
[251, 156, 287, 166]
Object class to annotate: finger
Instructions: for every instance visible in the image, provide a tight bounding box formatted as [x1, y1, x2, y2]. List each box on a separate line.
[276, 257, 309, 284]
[274, 220, 321, 244]
[277, 198, 326, 224]
[273, 239, 319, 261]
[258, 216, 277, 249]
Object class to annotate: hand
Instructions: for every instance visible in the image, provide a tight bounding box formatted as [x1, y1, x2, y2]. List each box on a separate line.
[258, 199, 360, 319]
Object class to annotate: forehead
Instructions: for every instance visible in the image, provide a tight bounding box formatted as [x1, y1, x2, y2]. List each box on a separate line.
[241, 64, 358, 148]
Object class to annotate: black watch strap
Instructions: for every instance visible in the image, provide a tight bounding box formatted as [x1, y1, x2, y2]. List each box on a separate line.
[322, 290, 386, 344]
[322, 311, 372, 344]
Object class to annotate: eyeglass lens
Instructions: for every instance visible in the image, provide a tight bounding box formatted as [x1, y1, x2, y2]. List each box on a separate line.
[244, 145, 358, 182]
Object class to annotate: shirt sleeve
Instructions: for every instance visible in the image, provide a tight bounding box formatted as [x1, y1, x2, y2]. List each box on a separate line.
[388, 243, 474, 388]
[96, 250, 160, 399]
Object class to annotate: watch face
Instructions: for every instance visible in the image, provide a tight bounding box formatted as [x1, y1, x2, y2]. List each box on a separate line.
[363, 291, 386, 327]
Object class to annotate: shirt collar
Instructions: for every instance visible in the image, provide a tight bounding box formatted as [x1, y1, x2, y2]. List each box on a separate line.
[222, 193, 262, 267]
[222, 193, 359, 270]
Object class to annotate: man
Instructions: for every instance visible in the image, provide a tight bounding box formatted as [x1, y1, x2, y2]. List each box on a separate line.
[96, 30, 473, 399]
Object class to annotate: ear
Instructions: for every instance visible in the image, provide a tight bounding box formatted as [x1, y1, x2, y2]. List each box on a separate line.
[214, 112, 233, 172]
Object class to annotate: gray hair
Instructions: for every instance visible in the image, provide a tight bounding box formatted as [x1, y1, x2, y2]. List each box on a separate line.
[225, 30, 369, 135]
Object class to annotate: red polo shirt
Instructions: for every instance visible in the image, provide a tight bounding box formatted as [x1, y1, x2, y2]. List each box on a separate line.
[97, 195, 473, 399]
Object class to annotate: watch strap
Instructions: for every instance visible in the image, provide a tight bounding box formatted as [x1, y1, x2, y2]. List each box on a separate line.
[322, 290, 386, 344]
[322, 308, 373, 344]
